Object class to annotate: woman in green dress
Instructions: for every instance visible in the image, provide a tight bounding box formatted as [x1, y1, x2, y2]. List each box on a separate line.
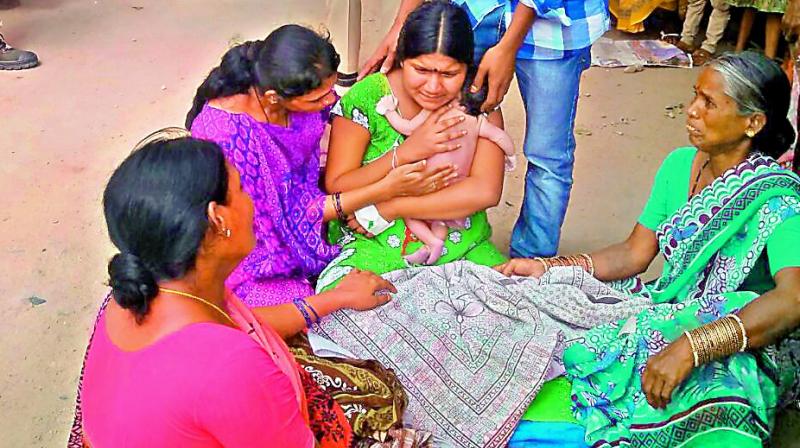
[500, 52, 800, 447]
[317, 1, 508, 291]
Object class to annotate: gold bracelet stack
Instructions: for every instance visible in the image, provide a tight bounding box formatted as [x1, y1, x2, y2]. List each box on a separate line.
[683, 330, 700, 367]
[533, 257, 550, 271]
[686, 315, 749, 367]
[729, 314, 749, 352]
[535, 254, 595, 276]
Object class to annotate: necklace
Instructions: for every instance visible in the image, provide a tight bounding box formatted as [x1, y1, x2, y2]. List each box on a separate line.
[690, 159, 710, 197]
[159, 288, 236, 326]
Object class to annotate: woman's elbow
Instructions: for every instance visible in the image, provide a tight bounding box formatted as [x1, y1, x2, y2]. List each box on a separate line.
[324, 175, 340, 194]
[477, 186, 502, 210]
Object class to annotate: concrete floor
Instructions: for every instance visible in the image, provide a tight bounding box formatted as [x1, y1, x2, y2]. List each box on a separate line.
[0, 0, 796, 446]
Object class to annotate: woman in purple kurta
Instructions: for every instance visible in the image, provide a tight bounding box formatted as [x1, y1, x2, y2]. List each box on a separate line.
[186, 26, 451, 307]
[191, 103, 335, 306]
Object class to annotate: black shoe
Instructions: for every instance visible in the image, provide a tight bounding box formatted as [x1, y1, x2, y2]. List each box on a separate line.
[0, 33, 39, 70]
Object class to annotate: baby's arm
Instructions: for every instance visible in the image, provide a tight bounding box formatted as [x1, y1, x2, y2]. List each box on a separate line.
[478, 117, 516, 171]
[376, 95, 431, 136]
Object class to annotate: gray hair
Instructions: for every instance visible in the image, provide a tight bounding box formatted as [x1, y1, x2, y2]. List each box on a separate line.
[704, 51, 794, 158]
[708, 55, 767, 117]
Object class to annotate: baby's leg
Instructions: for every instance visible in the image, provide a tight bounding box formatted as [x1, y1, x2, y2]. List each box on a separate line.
[404, 218, 442, 265]
[424, 221, 450, 265]
[443, 218, 467, 229]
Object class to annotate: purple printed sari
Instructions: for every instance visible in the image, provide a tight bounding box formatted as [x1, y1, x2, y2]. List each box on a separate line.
[191, 104, 338, 306]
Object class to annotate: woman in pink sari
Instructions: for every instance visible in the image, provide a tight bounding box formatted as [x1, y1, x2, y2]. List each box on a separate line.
[68, 132, 395, 447]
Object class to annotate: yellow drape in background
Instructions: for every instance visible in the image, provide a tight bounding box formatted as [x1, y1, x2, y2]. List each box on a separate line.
[610, 0, 678, 33]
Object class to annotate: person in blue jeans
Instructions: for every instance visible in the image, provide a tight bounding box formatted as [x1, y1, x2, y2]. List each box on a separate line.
[360, 0, 608, 258]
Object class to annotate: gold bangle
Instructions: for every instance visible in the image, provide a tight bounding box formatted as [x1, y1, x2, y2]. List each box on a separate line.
[726, 317, 742, 353]
[580, 253, 595, 276]
[700, 325, 715, 364]
[726, 317, 743, 353]
[713, 320, 732, 360]
[690, 326, 707, 365]
[691, 317, 745, 367]
[533, 257, 550, 271]
[691, 325, 714, 365]
[720, 318, 738, 356]
[728, 314, 748, 352]
[684, 331, 700, 367]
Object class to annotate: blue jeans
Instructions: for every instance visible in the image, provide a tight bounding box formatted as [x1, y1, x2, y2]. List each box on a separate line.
[511, 50, 591, 257]
[469, 5, 591, 257]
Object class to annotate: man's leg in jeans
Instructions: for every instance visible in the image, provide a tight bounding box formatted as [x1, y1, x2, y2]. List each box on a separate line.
[510, 48, 590, 258]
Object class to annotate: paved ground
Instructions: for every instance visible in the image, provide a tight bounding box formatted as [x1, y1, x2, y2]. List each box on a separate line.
[0, 0, 797, 446]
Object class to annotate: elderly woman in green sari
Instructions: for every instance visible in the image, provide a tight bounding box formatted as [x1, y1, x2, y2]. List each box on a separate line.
[499, 52, 800, 447]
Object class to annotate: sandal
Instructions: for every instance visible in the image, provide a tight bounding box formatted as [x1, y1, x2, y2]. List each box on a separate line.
[660, 32, 695, 54]
[691, 48, 714, 66]
[675, 40, 695, 54]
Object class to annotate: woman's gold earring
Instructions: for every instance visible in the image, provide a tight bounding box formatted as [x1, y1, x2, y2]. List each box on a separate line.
[745, 129, 755, 138]
[219, 228, 231, 238]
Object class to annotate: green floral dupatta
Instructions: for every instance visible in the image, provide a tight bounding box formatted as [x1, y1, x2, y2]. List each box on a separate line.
[564, 155, 800, 447]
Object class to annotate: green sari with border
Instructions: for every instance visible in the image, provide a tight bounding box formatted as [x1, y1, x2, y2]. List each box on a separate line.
[316, 73, 506, 292]
[564, 154, 800, 447]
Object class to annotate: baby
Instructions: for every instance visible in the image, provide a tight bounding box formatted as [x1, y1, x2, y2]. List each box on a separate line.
[376, 94, 516, 265]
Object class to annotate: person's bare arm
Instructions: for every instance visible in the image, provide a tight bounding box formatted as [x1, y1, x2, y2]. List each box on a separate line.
[376, 110, 506, 220]
[251, 290, 349, 339]
[358, 0, 425, 79]
[472, 3, 537, 111]
[589, 224, 661, 281]
[478, 120, 514, 156]
[382, 107, 431, 136]
[325, 106, 465, 193]
[496, 223, 660, 279]
[325, 116, 402, 192]
[250, 270, 396, 339]
[319, 150, 455, 222]
[642, 267, 800, 408]
[383, 109, 421, 136]
[783, 0, 800, 43]
[737, 268, 800, 348]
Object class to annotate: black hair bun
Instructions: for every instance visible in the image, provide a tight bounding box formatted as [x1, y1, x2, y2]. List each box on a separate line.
[108, 253, 158, 319]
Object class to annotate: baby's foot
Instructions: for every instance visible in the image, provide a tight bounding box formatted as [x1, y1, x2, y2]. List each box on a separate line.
[425, 242, 445, 265]
[404, 246, 431, 265]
